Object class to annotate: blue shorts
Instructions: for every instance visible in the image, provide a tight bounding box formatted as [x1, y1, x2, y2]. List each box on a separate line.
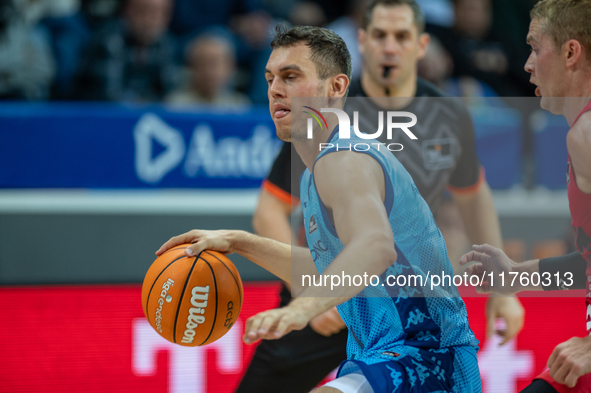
[337, 346, 481, 393]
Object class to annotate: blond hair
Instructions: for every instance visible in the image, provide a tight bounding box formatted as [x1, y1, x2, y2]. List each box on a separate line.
[531, 0, 591, 59]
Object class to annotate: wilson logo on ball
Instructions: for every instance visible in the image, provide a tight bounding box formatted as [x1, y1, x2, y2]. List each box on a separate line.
[142, 246, 243, 347]
[181, 285, 210, 344]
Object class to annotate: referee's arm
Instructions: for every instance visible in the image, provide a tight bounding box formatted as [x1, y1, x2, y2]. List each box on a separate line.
[448, 108, 522, 344]
[450, 173, 502, 251]
[253, 180, 294, 245]
[461, 247, 587, 291]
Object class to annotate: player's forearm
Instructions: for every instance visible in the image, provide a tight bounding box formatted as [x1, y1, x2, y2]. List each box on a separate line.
[296, 234, 397, 299]
[538, 251, 587, 290]
[509, 258, 543, 291]
[485, 252, 583, 292]
[252, 189, 293, 244]
[453, 182, 503, 249]
[230, 230, 316, 284]
[252, 207, 293, 289]
[252, 209, 292, 244]
[288, 295, 349, 322]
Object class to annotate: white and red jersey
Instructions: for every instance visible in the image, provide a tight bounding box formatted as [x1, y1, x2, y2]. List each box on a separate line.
[566, 99, 591, 336]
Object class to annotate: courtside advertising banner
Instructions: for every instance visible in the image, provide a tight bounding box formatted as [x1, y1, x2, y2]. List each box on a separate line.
[0, 284, 586, 393]
[0, 104, 281, 189]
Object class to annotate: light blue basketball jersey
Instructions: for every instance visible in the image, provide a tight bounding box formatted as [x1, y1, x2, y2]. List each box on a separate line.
[299, 126, 479, 366]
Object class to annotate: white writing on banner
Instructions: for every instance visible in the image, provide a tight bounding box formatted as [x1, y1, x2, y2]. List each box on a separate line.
[184, 124, 276, 178]
[132, 318, 242, 393]
[133, 113, 280, 184]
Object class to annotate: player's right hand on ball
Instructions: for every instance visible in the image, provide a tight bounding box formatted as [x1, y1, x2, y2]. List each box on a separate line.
[156, 229, 237, 258]
[243, 307, 309, 344]
[459, 244, 519, 295]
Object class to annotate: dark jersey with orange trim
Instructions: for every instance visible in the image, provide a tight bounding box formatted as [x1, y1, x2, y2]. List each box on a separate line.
[266, 78, 482, 214]
[264, 143, 306, 203]
[566, 100, 591, 336]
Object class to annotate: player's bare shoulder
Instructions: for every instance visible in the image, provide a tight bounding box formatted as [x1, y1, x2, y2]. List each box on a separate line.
[567, 110, 591, 192]
[313, 150, 386, 203]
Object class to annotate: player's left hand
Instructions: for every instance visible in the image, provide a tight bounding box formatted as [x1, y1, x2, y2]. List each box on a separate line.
[242, 306, 310, 344]
[548, 335, 591, 387]
[486, 295, 524, 345]
[459, 244, 521, 295]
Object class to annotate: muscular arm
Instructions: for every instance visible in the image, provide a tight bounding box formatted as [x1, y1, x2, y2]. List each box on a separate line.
[567, 113, 591, 193]
[156, 229, 317, 286]
[252, 186, 295, 292]
[451, 178, 524, 344]
[238, 151, 399, 344]
[252, 186, 293, 245]
[451, 181, 503, 253]
[460, 246, 588, 292]
[253, 165, 347, 336]
[232, 232, 316, 285]
[447, 108, 502, 266]
[298, 151, 398, 299]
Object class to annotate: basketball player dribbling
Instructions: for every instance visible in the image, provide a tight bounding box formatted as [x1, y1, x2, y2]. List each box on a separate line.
[239, 2, 524, 391]
[157, 25, 482, 392]
[460, 0, 591, 392]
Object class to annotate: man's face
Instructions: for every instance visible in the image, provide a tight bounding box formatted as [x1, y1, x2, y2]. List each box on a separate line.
[359, 4, 428, 89]
[525, 19, 567, 111]
[190, 40, 234, 97]
[453, 0, 492, 39]
[125, 0, 172, 45]
[265, 44, 328, 142]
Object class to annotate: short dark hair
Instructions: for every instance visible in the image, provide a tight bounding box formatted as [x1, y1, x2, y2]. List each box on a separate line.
[270, 24, 352, 82]
[363, 0, 425, 33]
[531, 0, 591, 58]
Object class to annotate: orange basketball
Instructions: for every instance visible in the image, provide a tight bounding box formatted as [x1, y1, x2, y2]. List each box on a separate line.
[141, 244, 243, 346]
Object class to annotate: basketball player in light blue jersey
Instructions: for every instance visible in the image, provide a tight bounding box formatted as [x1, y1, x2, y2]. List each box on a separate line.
[157, 25, 481, 392]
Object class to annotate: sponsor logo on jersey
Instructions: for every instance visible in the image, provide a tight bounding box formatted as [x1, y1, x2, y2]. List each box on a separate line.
[309, 239, 328, 262]
[181, 285, 209, 344]
[422, 138, 455, 170]
[309, 215, 317, 235]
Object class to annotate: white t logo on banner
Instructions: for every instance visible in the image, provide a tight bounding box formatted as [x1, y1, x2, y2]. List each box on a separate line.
[132, 318, 243, 393]
[478, 334, 534, 392]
